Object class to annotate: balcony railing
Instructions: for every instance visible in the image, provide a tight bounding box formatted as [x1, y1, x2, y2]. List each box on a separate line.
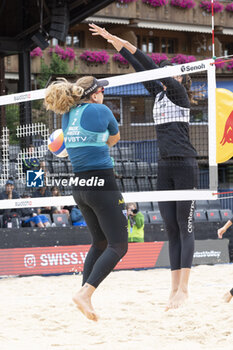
[95, 0, 233, 28]
[5, 48, 233, 77]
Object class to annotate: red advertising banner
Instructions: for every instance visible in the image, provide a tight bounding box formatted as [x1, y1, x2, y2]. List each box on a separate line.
[0, 242, 165, 276]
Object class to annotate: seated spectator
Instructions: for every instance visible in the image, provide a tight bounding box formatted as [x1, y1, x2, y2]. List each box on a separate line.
[32, 186, 52, 216]
[23, 213, 51, 228]
[126, 202, 145, 242]
[22, 144, 46, 174]
[20, 192, 50, 228]
[51, 186, 70, 218]
[20, 192, 39, 226]
[70, 206, 86, 226]
[0, 178, 22, 228]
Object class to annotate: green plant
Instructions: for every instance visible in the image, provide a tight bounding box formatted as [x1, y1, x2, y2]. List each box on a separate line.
[5, 104, 20, 144]
[37, 53, 74, 88]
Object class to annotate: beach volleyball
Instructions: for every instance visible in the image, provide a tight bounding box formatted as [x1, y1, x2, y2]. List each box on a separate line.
[48, 129, 68, 158]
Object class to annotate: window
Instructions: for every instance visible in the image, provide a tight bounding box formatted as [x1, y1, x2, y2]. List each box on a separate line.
[223, 42, 233, 56]
[65, 32, 85, 48]
[72, 32, 84, 48]
[137, 35, 159, 53]
[65, 36, 72, 46]
[161, 38, 177, 54]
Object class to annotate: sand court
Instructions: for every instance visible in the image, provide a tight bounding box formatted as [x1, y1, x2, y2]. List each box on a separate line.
[0, 264, 233, 350]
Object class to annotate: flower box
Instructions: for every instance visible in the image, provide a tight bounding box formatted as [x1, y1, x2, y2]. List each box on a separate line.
[227, 61, 233, 71]
[142, 0, 168, 7]
[80, 50, 110, 64]
[225, 2, 233, 12]
[112, 53, 129, 66]
[171, 54, 196, 64]
[170, 0, 196, 9]
[49, 46, 76, 61]
[30, 47, 43, 58]
[215, 58, 226, 70]
[199, 0, 224, 13]
[149, 53, 168, 64]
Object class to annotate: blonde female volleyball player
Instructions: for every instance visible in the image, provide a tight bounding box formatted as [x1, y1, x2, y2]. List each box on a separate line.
[218, 219, 233, 303]
[90, 24, 198, 310]
[44, 76, 128, 321]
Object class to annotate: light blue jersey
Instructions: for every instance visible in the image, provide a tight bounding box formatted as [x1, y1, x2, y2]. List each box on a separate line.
[62, 103, 119, 172]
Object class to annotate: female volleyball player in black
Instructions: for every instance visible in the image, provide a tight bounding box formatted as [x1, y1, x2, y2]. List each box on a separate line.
[44, 76, 128, 321]
[90, 24, 198, 310]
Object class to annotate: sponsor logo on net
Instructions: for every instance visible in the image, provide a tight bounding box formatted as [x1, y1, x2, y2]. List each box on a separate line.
[15, 200, 33, 207]
[181, 63, 205, 73]
[26, 169, 105, 187]
[24, 252, 87, 268]
[14, 93, 31, 102]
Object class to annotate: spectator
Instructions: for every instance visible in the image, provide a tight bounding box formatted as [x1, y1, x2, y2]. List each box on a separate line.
[23, 213, 51, 228]
[21, 192, 38, 218]
[20, 192, 50, 228]
[0, 178, 22, 227]
[32, 186, 52, 216]
[70, 206, 87, 226]
[51, 186, 70, 218]
[21, 192, 38, 227]
[126, 202, 145, 242]
[22, 144, 46, 174]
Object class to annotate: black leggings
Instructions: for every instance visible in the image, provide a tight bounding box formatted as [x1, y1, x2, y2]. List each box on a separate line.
[72, 169, 128, 288]
[157, 158, 198, 270]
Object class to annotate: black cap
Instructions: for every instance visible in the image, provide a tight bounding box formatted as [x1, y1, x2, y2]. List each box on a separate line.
[83, 78, 109, 97]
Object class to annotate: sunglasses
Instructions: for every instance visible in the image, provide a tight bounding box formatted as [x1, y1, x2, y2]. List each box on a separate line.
[96, 87, 105, 94]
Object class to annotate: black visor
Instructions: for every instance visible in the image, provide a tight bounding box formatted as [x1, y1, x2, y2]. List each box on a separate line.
[82, 78, 109, 97]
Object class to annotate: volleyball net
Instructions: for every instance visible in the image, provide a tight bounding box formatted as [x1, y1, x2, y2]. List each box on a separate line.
[0, 58, 218, 209]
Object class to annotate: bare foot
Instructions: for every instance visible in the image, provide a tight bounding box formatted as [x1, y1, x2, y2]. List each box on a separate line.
[223, 291, 233, 303]
[168, 289, 178, 302]
[72, 290, 98, 322]
[165, 290, 188, 311]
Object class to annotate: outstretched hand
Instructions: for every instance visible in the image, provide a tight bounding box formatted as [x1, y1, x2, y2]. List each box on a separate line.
[89, 23, 112, 40]
[89, 23, 126, 52]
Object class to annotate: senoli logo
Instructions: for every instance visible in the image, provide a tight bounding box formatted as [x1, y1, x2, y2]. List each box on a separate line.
[180, 63, 205, 73]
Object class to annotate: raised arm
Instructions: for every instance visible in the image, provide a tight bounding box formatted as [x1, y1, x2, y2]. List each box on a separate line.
[89, 24, 163, 96]
[89, 23, 136, 54]
[89, 23, 156, 70]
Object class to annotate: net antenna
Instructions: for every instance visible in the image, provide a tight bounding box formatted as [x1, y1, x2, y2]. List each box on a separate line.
[0, 59, 217, 209]
[211, 0, 215, 59]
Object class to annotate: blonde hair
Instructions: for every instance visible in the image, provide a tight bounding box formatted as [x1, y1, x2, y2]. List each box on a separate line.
[126, 202, 137, 209]
[44, 76, 95, 114]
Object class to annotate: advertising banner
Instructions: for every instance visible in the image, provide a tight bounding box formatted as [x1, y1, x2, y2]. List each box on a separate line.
[0, 240, 229, 277]
[0, 242, 164, 276]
